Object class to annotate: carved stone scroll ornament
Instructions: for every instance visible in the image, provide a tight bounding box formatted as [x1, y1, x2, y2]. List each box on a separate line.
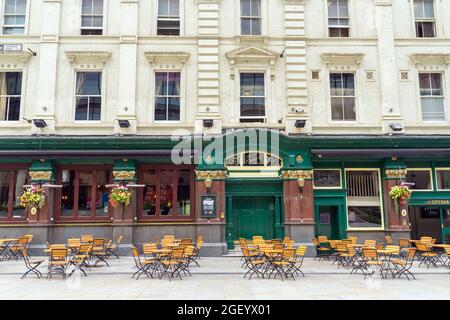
[385, 169, 407, 179]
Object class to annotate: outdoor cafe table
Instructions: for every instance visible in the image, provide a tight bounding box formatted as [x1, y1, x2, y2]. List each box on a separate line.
[260, 249, 283, 278]
[0, 238, 18, 260]
[376, 249, 398, 279]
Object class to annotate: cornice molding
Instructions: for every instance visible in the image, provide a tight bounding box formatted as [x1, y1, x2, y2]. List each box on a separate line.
[0, 50, 33, 63]
[194, 0, 221, 4]
[226, 46, 279, 79]
[321, 53, 365, 68]
[409, 53, 450, 66]
[145, 52, 190, 66]
[65, 51, 111, 66]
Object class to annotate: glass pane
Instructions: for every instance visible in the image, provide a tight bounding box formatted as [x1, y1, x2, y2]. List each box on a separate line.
[342, 74, 354, 96]
[0, 97, 6, 121]
[244, 152, 264, 166]
[414, 0, 423, 18]
[12, 170, 27, 217]
[7, 97, 20, 121]
[168, 0, 179, 16]
[330, 73, 342, 96]
[436, 170, 450, 190]
[406, 170, 432, 190]
[343, 97, 356, 121]
[416, 21, 435, 37]
[155, 97, 167, 121]
[430, 74, 442, 95]
[331, 97, 344, 120]
[167, 72, 180, 96]
[88, 97, 101, 121]
[78, 171, 93, 217]
[168, 97, 180, 120]
[158, 0, 169, 16]
[250, 0, 261, 16]
[0, 171, 10, 217]
[443, 208, 450, 229]
[76, 72, 101, 96]
[250, 18, 261, 35]
[419, 73, 431, 95]
[6, 72, 22, 95]
[177, 170, 190, 216]
[240, 97, 265, 117]
[75, 97, 88, 121]
[347, 206, 382, 228]
[337, 0, 348, 17]
[157, 20, 180, 35]
[5, 15, 25, 25]
[240, 73, 264, 96]
[160, 170, 174, 216]
[95, 170, 109, 217]
[328, 0, 338, 17]
[155, 72, 167, 96]
[421, 97, 445, 121]
[143, 170, 157, 216]
[241, 18, 251, 35]
[241, 0, 251, 16]
[3, 27, 24, 34]
[82, 0, 93, 14]
[313, 170, 341, 188]
[61, 170, 75, 216]
[93, 0, 103, 14]
[423, 0, 434, 18]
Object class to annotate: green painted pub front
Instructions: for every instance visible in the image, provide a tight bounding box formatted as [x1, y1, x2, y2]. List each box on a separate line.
[1, 131, 450, 255]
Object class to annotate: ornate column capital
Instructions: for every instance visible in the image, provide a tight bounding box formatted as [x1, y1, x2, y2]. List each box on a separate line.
[281, 170, 313, 180]
[385, 169, 407, 179]
[195, 170, 228, 180]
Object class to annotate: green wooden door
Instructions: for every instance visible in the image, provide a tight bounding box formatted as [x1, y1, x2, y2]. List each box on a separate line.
[233, 197, 275, 240]
[314, 197, 346, 240]
[441, 208, 450, 244]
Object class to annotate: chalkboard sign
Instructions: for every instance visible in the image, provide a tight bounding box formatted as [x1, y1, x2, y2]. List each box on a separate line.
[201, 196, 216, 219]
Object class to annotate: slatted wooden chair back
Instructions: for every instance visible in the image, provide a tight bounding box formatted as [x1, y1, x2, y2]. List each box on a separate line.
[282, 237, 290, 244]
[17, 236, 28, 246]
[196, 239, 204, 249]
[312, 238, 320, 246]
[273, 243, 284, 250]
[49, 244, 66, 250]
[420, 236, 432, 244]
[78, 244, 92, 255]
[346, 244, 356, 255]
[406, 248, 417, 260]
[81, 235, 94, 243]
[170, 248, 185, 260]
[116, 235, 124, 244]
[342, 239, 352, 244]
[68, 238, 81, 248]
[329, 241, 338, 249]
[376, 243, 385, 250]
[364, 240, 376, 248]
[445, 247, 450, 257]
[348, 236, 358, 244]
[385, 245, 400, 255]
[131, 246, 140, 258]
[385, 235, 393, 245]
[163, 235, 175, 241]
[398, 238, 410, 248]
[286, 239, 295, 248]
[180, 238, 193, 244]
[282, 248, 296, 260]
[93, 238, 105, 247]
[24, 234, 33, 243]
[239, 239, 248, 248]
[431, 238, 437, 245]
[296, 246, 307, 257]
[143, 243, 158, 255]
[184, 245, 195, 256]
[257, 244, 273, 251]
[318, 236, 328, 243]
[336, 242, 348, 253]
[50, 248, 68, 262]
[196, 235, 204, 243]
[362, 248, 378, 260]
[415, 242, 428, 252]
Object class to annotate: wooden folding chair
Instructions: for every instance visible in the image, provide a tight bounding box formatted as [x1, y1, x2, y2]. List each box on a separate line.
[69, 244, 92, 277]
[160, 248, 185, 281]
[20, 249, 44, 279]
[392, 248, 417, 280]
[81, 235, 94, 244]
[106, 235, 123, 259]
[92, 238, 109, 266]
[131, 246, 157, 280]
[47, 248, 69, 280]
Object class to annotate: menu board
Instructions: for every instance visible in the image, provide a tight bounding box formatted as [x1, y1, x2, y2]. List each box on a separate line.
[201, 196, 216, 219]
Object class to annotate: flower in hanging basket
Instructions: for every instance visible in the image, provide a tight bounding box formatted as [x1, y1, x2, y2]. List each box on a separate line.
[109, 185, 133, 208]
[389, 185, 412, 203]
[19, 185, 46, 214]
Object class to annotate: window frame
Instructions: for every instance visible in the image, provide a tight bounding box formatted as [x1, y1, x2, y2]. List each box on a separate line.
[1, 0, 28, 35]
[329, 71, 357, 122]
[240, 0, 262, 36]
[413, 0, 436, 38]
[239, 71, 266, 123]
[0, 71, 23, 122]
[435, 168, 450, 191]
[80, 0, 105, 35]
[153, 71, 181, 122]
[344, 168, 384, 231]
[73, 70, 103, 122]
[405, 168, 433, 191]
[156, 0, 181, 36]
[137, 164, 195, 222]
[312, 169, 343, 189]
[418, 72, 446, 122]
[54, 165, 113, 222]
[0, 164, 29, 222]
[327, 0, 350, 38]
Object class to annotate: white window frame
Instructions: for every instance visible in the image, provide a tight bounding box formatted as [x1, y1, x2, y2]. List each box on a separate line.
[435, 168, 450, 191]
[413, 0, 436, 38]
[327, 0, 350, 37]
[405, 168, 434, 191]
[73, 70, 103, 122]
[313, 169, 342, 189]
[0, 70, 23, 123]
[240, 0, 262, 36]
[153, 71, 182, 122]
[239, 71, 267, 123]
[345, 168, 384, 231]
[418, 72, 446, 122]
[1, 0, 29, 35]
[156, 0, 181, 36]
[80, 0, 105, 35]
[328, 71, 357, 122]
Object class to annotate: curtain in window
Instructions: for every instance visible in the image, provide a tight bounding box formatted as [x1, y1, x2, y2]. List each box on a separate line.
[76, 72, 86, 95]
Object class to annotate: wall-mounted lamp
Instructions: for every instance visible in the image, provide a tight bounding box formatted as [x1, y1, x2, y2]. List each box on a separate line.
[118, 120, 131, 128]
[205, 178, 213, 194]
[295, 119, 307, 129]
[33, 119, 47, 128]
[203, 119, 214, 128]
[389, 123, 404, 132]
[297, 178, 305, 191]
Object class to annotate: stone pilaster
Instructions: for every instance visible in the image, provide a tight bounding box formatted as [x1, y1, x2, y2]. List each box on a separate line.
[282, 0, 309, 133]
[195, 0, 222, 134]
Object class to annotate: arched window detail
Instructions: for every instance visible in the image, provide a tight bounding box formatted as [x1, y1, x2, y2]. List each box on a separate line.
[225, 152, 282, 169]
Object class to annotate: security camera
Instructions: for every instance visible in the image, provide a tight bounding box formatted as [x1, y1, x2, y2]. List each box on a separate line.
[294, 106, 305, 113]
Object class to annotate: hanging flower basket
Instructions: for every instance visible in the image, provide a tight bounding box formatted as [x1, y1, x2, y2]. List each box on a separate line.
[109, 185, 133, 208]
[19, 185, 46, 215]
[389, 185, 412, 213]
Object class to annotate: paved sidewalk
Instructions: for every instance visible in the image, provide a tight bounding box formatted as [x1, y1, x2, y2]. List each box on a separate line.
[0, 257, 449, 300]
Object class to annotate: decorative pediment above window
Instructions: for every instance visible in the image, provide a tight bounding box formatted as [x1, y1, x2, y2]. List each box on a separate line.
[410, 54, 450, 69]
[65, 51, 111, 68]
[145, 52, 190, 69]
[0, 50, 33, 69]
[321, 53, 365, 69]
[226, 46, 280, 79]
